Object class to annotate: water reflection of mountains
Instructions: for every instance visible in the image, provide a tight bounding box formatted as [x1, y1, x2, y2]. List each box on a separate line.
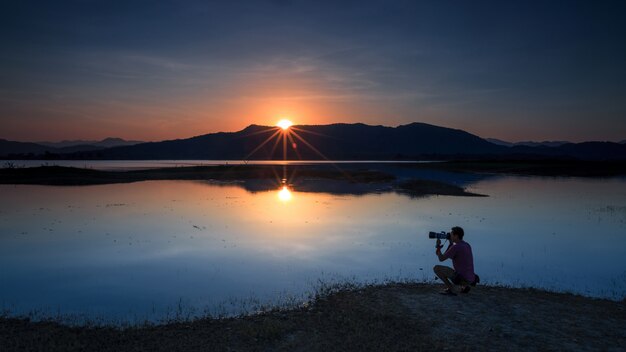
[0, 163, 494, 197]
[203, 164, 493, 198]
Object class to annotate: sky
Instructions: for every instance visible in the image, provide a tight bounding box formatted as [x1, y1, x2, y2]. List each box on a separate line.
[1, 0, 625, 143]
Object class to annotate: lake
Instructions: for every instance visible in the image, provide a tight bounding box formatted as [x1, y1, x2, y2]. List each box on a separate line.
[1, 166, 625, 324]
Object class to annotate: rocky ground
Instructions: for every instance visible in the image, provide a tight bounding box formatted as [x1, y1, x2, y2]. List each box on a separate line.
[2, 283, 625, 351]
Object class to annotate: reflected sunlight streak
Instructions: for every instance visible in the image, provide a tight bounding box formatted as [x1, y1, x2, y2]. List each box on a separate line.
[278, 186, 293, 202]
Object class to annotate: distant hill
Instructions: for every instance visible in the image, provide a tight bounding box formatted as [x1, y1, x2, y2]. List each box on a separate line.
[509, 142, 626, 160]
[1, 137, 141, 157]
[485, 138, 514, 147]
[0, 139, 104, 156]
[0, 139, 104, 157]
[487, 138, 570, 148]
[0, 139, 53, 155]
[37, 137, 144, 148]
[55, 145, 104, 154]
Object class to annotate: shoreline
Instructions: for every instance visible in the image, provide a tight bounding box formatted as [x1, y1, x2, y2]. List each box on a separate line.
[400, 159, 626, 177]
[0, 165, 485, 197]
[2, 159, 626, 177]
[1, 283, 624, 351]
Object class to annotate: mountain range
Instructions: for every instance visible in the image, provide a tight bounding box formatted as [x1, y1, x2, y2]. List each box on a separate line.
[36, 137, 144, 149]
[486, 138, 571, 148]
[1, 123, 625, 160]
[0, 138, 143, 156]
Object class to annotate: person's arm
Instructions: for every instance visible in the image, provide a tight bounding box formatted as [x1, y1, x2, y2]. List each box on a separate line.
[435, 239, 452, 262]
[435, 240, 454, 262]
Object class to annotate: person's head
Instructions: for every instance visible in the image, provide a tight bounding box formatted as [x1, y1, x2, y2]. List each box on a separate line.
[450, 226, 464, 243]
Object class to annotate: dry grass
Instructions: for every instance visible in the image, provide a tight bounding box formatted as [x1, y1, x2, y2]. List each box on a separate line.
[1, 283, 624, 351]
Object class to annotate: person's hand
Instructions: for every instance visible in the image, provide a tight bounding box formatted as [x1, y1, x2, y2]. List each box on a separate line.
[436, 238, 442, 249]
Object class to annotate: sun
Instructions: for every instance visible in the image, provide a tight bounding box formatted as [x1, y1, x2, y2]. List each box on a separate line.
[278, 186, 293, 202]
[276, 119, 293, 130]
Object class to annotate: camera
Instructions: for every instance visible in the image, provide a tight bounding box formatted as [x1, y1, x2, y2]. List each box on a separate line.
[428, 231, 450, 240]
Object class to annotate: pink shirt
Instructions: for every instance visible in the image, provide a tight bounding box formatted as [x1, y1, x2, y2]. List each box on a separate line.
[444, 240, 475, 282]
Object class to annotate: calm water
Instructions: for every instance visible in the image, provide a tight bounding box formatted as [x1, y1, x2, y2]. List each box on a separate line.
[1, 173, 625, 323]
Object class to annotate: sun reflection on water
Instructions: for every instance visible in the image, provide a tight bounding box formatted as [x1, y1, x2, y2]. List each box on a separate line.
[277, 185, 293, 202]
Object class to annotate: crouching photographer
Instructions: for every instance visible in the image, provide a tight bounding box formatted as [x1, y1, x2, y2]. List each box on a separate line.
[432, 226, 479, 296]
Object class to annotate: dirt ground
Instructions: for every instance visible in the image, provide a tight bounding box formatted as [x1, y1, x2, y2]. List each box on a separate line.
[1, 283, 625, 352]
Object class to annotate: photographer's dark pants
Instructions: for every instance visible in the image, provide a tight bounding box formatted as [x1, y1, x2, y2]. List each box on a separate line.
[434, 265, 468, 290]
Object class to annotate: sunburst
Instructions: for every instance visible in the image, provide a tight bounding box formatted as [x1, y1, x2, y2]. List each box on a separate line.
[276, 119, 293, 130]
[241, 119, 350, 201]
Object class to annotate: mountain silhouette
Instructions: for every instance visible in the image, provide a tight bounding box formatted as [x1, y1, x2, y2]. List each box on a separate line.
[0, 139, 53, 155]
[2, 123, 625, 160]
[37, 137, 144, 149]
[487, 138, 570, 148]
[0, 139, 103, 156]
[510, 142, 626, 160]
[1, 137, 143, 157]
[85, 123, 505, 160]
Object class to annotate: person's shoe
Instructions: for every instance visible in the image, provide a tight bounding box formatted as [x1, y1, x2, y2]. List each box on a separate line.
[461, 286, 471, 294]
[439, 288, 457, 296]
[470, 274, 480, 287]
